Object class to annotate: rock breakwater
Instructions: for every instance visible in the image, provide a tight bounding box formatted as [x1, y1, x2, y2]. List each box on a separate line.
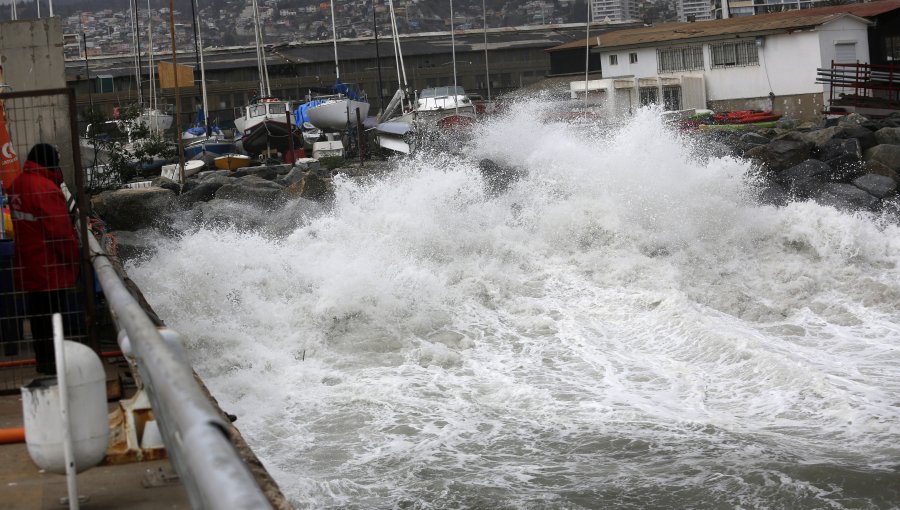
[698, 112, 899, 218]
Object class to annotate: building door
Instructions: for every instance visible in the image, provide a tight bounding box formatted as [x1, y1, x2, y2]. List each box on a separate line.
[834, 42, 857, 63]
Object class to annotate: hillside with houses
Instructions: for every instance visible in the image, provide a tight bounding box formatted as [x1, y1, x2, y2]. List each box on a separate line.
[0, 0, 676, 58]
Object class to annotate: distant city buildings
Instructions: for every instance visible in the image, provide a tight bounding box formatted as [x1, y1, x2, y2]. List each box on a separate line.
[677, 0, 713, 21]
[49, 0, 591, 59]
[711, 0, 831, 19]
[591, 0, 639, 22]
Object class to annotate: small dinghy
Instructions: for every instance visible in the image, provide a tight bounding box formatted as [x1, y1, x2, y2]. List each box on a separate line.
[214, 153, 252, 171]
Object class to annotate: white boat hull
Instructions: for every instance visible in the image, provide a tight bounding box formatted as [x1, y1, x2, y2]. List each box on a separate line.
[306, 99, 370, 131]
[161, 160, 205, 181]
[375, 121, 412, 154]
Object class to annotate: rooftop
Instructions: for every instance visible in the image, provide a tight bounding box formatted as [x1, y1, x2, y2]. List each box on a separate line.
[547, 0, 900, 52]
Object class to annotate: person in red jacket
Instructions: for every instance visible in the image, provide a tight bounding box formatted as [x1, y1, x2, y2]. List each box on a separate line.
[8, 143, 80, 375]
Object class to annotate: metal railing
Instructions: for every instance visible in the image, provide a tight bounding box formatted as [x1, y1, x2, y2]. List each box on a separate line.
[87, 233, 273, 509]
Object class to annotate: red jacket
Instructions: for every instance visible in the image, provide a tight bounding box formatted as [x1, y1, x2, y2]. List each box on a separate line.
[8, 160, 79, 292]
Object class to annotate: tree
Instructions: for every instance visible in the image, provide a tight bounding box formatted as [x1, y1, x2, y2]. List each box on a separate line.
[81, 105, 175, 193]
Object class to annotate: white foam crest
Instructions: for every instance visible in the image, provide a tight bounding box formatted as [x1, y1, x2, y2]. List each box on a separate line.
[128, 97, 900, 508]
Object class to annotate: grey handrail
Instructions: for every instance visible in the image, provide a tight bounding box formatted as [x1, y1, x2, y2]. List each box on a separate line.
[87, 233, 273, 509]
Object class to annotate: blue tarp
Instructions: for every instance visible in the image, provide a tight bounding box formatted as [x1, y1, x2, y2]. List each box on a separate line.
[294, 99, 327, 127]
[185, 106, 221, 136]
[333, 80, 362, 101]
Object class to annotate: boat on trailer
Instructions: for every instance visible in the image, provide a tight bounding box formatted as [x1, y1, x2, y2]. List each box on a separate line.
[234, 97, 303, 158]
[376, 86, 478, 154]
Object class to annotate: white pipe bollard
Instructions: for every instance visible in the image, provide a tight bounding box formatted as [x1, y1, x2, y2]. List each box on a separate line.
[21, 315, 108, 509]
[53, 314, 79, 510]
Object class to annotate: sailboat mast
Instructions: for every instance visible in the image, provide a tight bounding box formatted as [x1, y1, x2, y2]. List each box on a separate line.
[250, 0, 264, 96]
[583, 0, 590, 110]
[167, 0, 185, 183]
[387, 0, 407, 92]
[131, 0, 143, 106]
[372, 0, 384, 113]
[147, 0, 156, 124]
[482, 0, 490, 103]
[193, 0, 209, 134]
[450, 0, 458, 115]
[251, 0, 270, 96]
[329, 0, 340, 81]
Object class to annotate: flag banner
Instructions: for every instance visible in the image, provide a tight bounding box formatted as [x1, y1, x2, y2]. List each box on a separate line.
[0, 66, 21, 187]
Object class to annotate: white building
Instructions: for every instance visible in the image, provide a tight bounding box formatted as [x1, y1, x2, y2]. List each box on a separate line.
[677, 0, 713, 22]
[591, 0, 639, 22]
[569, 10, 871, 120]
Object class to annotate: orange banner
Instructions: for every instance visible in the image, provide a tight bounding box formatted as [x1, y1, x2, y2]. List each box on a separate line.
[0, 66, 20, 188]
[0, 104, 21, 188]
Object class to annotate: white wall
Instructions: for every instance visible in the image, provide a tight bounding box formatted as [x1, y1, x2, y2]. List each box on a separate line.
[818, 17, 870, 66]
[599, 47, 658, 78]
[704, 31, 823, 100]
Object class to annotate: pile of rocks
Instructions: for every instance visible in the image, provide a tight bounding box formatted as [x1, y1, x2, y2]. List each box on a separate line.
[90, 158, 336, 239]
[700, 112, 899, 216]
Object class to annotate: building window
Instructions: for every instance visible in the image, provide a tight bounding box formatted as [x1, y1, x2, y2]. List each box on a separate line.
[639, 87, 658, 106]
[609, 54, 618, 66]
[834, 42, 857, 63]
[663, 85, 681, 110]
[657, 46, 704, 73]
[710, 40, 759, 68]
[885, 36, 900, 62]
[630, 52, 638, 64]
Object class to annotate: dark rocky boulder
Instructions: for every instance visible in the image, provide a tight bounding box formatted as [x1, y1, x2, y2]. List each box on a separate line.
[151, 176, 181, 193]
[863, 160, 900, 183]
[285, 172, 333, 200]
[744, 135, 814, 173]
[833, 124, 877, 151]
[852, 174, 898, 199]
[814, 183, 880, 212]
[91, 187, 177, 231]
[819, 137, 864, 180]
[231, 165, 278, 180]
[177, 176, 232, 208]
[215, 175, 285, 209]
[863, 144, 900, 173]
[739, 132, 770, 147]
[874, 127, 900, 146]
[804, 126, 840, 147]
[777, 159, 833, 198]
[192, 199, 265, 230]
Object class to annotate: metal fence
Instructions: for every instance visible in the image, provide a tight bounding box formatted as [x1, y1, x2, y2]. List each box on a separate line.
[0, 87, 278, 508]
[0, 88, 96, 393]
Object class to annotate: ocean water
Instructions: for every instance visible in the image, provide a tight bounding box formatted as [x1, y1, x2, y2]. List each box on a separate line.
[128, 102, 900, 509]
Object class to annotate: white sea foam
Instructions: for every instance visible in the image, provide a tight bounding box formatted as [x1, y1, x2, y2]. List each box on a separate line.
[129, 100, 900, 509]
